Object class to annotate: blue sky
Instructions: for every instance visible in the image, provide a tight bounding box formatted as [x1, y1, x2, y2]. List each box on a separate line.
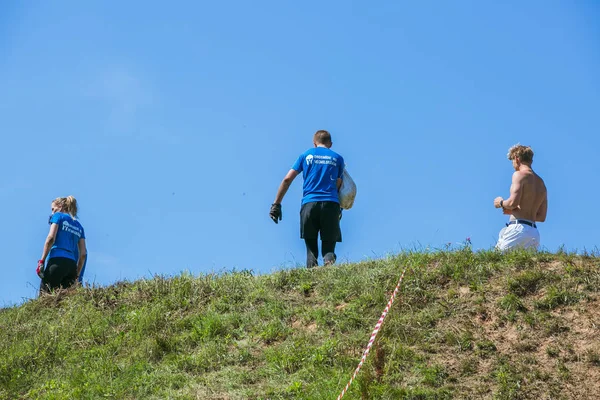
[1, 1, 598, 306]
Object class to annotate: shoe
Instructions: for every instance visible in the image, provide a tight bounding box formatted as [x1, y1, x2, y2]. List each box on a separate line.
[323, 252, 337, 266]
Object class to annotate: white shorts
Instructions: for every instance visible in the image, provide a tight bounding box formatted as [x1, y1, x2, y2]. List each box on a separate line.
[496, 221, 540, 252]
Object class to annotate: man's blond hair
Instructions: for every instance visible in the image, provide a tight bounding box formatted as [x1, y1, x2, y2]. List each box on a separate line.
[507, 144, 534, 164]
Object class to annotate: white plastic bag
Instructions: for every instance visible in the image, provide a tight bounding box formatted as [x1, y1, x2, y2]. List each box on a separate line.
[339, 168, 357, 210]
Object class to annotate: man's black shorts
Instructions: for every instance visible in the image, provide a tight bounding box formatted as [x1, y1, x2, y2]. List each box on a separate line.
[300, 201, 341, 242]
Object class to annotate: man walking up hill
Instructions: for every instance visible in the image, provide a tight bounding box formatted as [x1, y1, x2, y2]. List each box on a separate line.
[270, 130, 345, 268]
[494, 144, 548, 251]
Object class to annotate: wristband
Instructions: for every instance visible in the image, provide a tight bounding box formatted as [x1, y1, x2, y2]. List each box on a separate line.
[500, 200, 504, 209]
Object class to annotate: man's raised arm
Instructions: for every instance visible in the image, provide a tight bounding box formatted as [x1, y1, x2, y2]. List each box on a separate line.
[495, 171, 524, 210]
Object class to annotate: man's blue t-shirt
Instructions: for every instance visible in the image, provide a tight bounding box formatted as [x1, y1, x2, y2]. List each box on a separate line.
[48, 212, 85, 261]
[292, 147, 345, 205]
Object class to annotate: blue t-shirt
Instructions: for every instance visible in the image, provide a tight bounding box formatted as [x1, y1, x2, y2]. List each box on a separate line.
[48, 212, 85, 261]
[292, 147, 345, 205]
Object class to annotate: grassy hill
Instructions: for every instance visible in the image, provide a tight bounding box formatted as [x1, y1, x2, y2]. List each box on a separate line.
[1, 248, 598, 399]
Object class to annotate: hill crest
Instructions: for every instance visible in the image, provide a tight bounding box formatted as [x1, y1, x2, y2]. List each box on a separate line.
[1, 249, 599, 399]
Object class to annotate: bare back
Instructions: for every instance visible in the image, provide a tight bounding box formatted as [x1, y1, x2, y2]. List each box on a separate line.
[509, 169, 547, 222]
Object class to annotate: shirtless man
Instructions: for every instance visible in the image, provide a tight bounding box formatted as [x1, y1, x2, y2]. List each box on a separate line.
[494, 144, 547, 251]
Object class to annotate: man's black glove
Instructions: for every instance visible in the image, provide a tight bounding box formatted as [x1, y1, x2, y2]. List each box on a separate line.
[270, 203, 282, 224]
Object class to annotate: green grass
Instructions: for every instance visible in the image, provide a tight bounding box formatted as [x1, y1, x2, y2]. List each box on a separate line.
[1, 249, 599, 399]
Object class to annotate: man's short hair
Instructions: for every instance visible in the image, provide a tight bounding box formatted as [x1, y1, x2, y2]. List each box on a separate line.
[314, 130, 332, 145]
[507, 144, 534, 164]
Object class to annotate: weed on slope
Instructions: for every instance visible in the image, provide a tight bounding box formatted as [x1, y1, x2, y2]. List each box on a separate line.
[1, 249, 598, 399]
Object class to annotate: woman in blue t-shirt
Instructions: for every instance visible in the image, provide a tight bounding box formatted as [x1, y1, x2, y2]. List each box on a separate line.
[37, 196, 87, 293]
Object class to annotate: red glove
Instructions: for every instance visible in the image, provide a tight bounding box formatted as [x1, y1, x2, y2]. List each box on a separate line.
[36, 260, 45, 278]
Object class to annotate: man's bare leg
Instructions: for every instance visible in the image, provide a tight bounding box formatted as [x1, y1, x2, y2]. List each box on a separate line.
[305, 238, 319, 268]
